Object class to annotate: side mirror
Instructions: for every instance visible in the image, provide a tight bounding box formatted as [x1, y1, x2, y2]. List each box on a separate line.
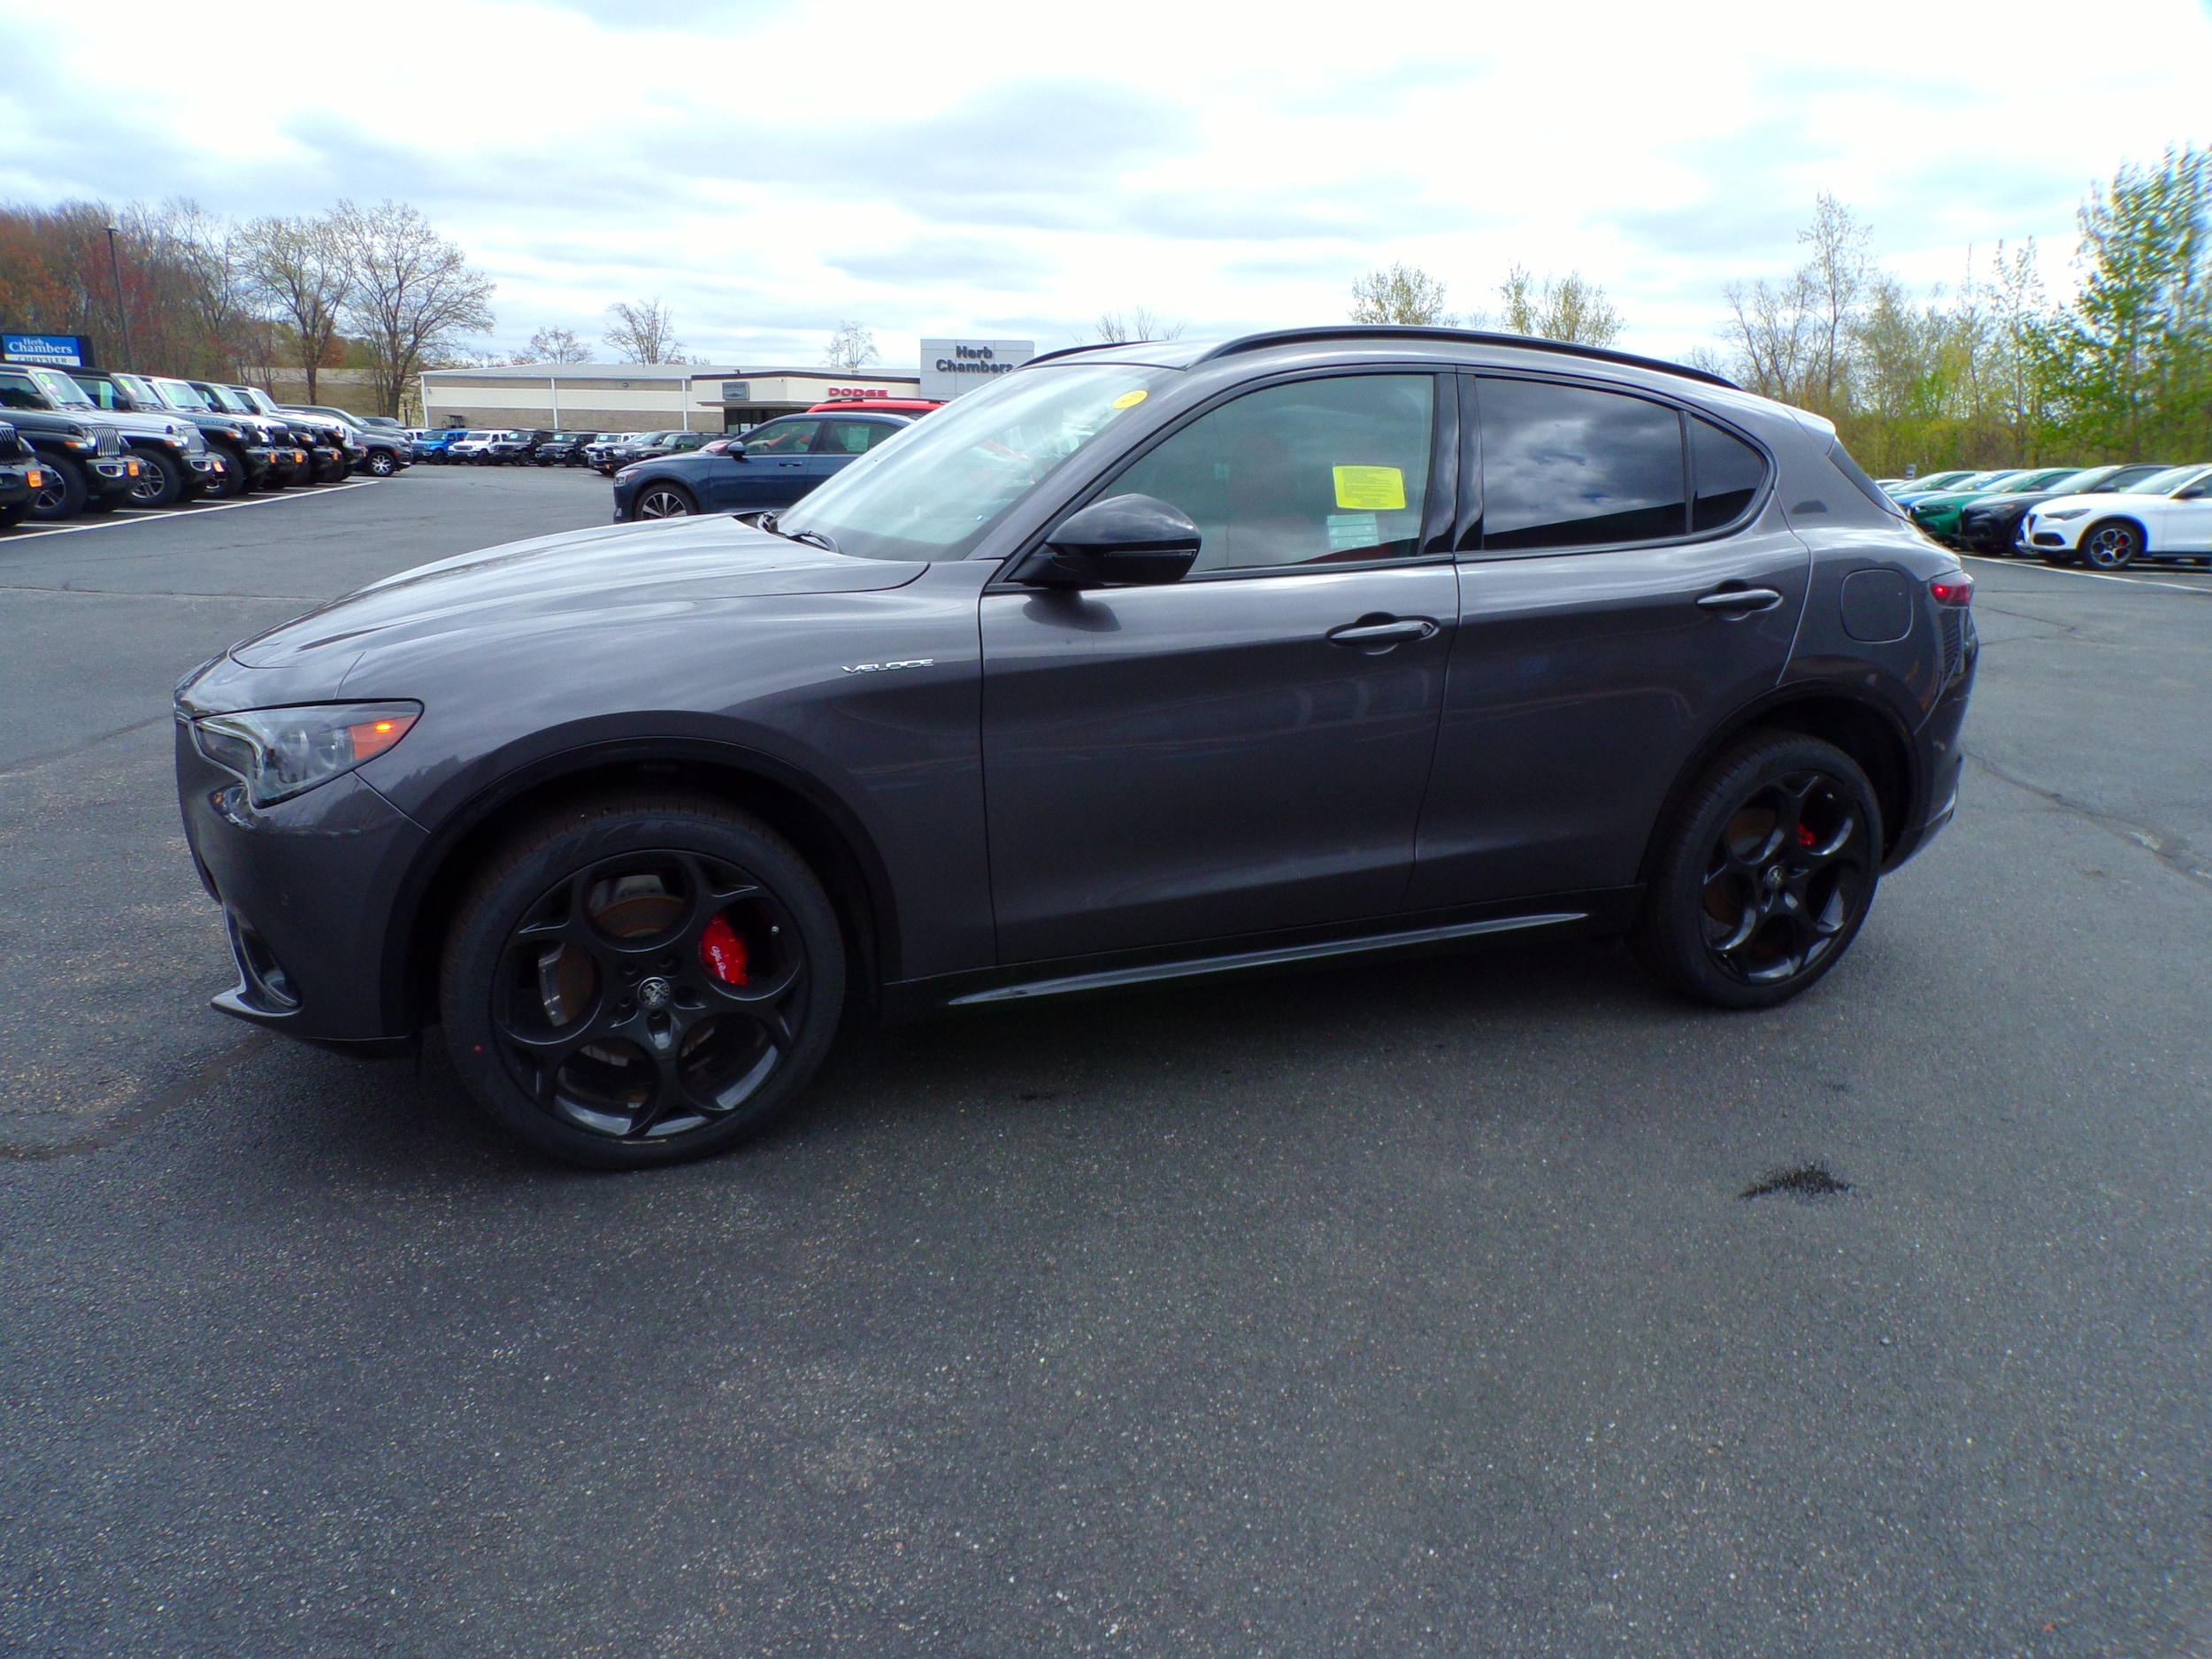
[1014, 494, 1201, 587]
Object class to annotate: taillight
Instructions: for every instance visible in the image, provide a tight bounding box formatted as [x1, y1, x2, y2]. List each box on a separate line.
[1929, 571, 1974, 607]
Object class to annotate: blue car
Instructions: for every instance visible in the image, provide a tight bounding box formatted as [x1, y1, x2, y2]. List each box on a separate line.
[412, 427, 475, 464]
[611, 411, 912, 520]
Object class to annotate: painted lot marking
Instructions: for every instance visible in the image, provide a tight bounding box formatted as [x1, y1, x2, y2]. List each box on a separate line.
[3, 479, 386, 541]
[1962, 552, 2212, 597]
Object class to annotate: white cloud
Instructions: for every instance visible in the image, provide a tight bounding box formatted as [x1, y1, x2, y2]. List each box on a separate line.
[4, 0, 2208, 365]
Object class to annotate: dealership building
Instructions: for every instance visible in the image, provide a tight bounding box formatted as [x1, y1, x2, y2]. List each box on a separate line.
[418, 340, 1034, 433]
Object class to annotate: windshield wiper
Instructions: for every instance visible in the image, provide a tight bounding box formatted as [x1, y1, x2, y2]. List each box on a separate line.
[754, 513, 838, 552]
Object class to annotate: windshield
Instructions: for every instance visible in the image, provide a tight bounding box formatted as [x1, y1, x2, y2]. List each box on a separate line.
[2130, 465, 2208, 495]
[2089, 465, 2167, 492]
[29, 367, 95, 409]
[779, 364, 1179, 560]
[151, 379, 210, 411]
[1993, 470, 2072, 493]
[235, 387, 280, 415]
[114, 373, 162, 407]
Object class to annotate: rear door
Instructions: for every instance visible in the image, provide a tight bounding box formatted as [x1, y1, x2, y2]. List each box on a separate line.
[1407, 374, 1809, 909]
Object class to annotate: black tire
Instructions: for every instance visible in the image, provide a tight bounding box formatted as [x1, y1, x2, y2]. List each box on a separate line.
[2080, 519, 2141, 571]
[634, 482, 695, 519]
[1632, 732, 1882, 1010]
[128, 449, 187, 509]
[206, 444, 250, 498]
[440, 795, 846, 1170]
[364, 449, 396, 477]
[27, 454, 88, 521]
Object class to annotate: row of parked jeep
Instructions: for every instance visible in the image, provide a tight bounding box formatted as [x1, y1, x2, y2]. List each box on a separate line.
[0, 361, 414, 529]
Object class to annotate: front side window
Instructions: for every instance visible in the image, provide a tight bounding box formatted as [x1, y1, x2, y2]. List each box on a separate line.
[0, 370, 44, 411]
[741, 420, 818, 455]
[1479, 378, 1686, 550]
[1110, 373, 1436, 572]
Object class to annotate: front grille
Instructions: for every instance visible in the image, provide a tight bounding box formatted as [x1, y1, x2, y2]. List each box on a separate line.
[94, 426, 123, 456]
[2033, 533, 2062, 547]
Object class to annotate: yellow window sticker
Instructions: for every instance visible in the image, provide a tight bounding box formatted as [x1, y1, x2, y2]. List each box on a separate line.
[1110, 388, 1148, 410]
[1333, 465, 1405, 511]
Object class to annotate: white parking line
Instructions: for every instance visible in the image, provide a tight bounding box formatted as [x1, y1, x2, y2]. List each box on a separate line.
[1962, 552, 2212, 596]
[4, 479, 386, 541]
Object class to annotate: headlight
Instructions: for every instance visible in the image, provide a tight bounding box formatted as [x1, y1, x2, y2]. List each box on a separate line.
[2043, 508, 2090, 521]
[192, 702, 421, 808]
[615, 466, 639, 482]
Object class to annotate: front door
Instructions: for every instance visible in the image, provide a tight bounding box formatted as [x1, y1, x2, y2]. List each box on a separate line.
[1408, 375, 1810, 909]
[713, 417, 821, 511]
[981, 372, 1457, 964]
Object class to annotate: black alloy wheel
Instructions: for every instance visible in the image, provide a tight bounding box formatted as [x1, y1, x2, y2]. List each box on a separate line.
[365, 449, 396, 477]
[2080, 520, 2142, 571]
[27, 454, 88, 521]
[442, 796, 844, 1169]
[1633, 733, 1880, 1010]
[634, 483, 695, 519]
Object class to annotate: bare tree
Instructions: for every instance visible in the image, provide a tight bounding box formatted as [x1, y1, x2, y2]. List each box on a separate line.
[1094, 306, 1187, 343]
[525, 326, 594, 364]
[823, 320, 879, 372]
[1718, 194, 1874, 415]
[332, 200, 495, 417]
[242, 211, 352, 400]
[604, 299, 683, 364]
[1496, 266, 1624, 345]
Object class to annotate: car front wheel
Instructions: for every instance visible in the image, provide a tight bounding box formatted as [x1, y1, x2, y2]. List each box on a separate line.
[27, 455, 88, 520]
[634, 483, 695, 519]
[2080, 520, 2142, 571]
[1633, 732, 1881, 1010]
[365, 449, 396, 477]
[129, 449, 187, 508]
[441, 795, 846, 1169]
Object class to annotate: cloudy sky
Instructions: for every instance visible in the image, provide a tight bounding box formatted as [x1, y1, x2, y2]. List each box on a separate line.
[4, 0, 2208, 370]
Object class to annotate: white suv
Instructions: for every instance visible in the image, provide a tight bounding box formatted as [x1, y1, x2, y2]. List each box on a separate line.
[2024, 465, 2212, 569]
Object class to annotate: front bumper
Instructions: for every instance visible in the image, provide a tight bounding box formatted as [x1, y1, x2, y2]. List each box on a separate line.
[88, 454, 142, 503]
[175, 717, 428, 1043]
[2023, 512, 2086, 551]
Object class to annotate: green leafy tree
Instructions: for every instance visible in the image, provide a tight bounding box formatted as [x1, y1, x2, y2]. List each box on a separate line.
[1497, 265, 1624, 346]
[1349, 264, 1451, 325]
[2039, 145, 2211, 459]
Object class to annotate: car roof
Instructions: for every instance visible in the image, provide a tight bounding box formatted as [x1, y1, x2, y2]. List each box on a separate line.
[1025, 325, 1738, 390]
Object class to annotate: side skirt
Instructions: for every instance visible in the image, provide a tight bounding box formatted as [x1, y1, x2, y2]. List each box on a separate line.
[880, 887, 1638, 1024]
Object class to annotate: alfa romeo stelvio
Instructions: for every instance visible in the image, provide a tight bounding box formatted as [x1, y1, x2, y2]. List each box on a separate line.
[175, 327, 1978, 1168]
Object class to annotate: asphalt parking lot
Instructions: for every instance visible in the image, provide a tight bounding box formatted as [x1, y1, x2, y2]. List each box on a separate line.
[3, 468, 2209, 1657]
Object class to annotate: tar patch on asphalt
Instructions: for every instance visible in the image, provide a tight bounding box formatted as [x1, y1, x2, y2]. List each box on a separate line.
[1740, 1163, 1852, 1201]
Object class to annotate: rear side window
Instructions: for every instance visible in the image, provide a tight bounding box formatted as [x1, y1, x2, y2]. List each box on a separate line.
[1691, 417, 1767, 530]
[1479, 379, 1686, 550]
[821, 419, 895, 454]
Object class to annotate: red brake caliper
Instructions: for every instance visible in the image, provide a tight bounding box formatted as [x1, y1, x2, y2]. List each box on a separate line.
[699, 914, 749, 985]
[1797, 824, 1817, 848]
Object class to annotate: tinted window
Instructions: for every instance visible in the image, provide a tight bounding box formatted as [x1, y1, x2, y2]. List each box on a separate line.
[742, 420, 818, 456]
[821, 419, 895, 454]
[1690, 417, 1767, 530]
[0, 372, 43, 411]
[73, 376, 120, 410]
[1479, 379, 1686, 550]
[1111, 373, 1435, 572]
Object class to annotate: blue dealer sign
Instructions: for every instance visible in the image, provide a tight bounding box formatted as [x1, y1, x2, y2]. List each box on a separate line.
[3, 333, 96, 368]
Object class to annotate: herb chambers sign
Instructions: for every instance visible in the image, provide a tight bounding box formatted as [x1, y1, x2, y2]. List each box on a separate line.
[918, 339, 1034, 401]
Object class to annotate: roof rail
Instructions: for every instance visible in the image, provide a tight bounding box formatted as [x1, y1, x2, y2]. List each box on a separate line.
[1021, 340, 1171, 368]
[1190, 326, 1737, 388]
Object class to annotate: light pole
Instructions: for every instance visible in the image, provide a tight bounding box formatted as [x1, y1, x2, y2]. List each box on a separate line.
[104, 224, 134, 367]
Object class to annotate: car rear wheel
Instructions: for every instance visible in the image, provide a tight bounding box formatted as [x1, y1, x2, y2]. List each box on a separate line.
[129, 449, 187, 509]
[1632, 732, 1881, 1010]
[27, 455, 88, 521]
[2080, 520, 2141, 571]
[635, 483, 696, 519]
[441, 795, 846, 1170]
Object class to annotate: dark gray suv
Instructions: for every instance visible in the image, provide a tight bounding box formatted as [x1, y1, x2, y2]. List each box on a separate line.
[174, 326, 1977, 1168]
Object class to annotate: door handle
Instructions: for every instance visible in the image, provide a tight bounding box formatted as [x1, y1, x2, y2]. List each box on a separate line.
[1695, 587, 1785, 615]
[1325, 616, 1439, 650]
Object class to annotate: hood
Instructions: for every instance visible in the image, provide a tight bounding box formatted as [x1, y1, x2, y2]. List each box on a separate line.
[228, 517, 929, 670]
